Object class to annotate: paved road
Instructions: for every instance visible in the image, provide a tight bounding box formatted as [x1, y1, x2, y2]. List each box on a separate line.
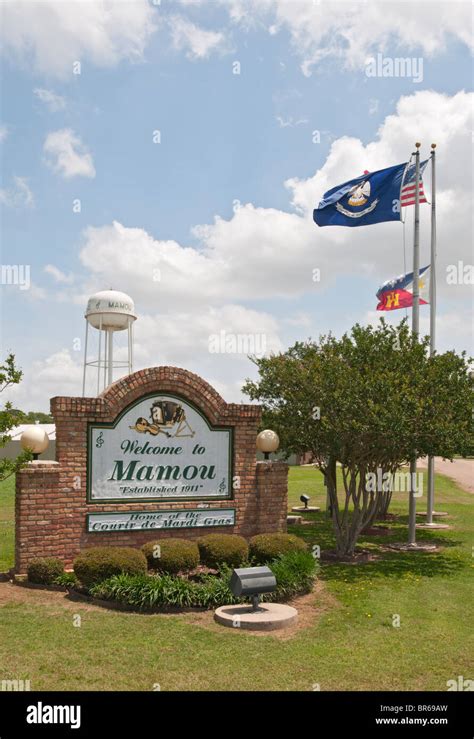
[418, 457, 474, 494]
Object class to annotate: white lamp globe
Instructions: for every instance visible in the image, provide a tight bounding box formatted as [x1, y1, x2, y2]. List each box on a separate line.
[20, 427, 49, 457]
[256, 430, 279, 459]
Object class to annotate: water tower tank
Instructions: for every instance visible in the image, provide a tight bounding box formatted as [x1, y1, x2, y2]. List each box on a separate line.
[85, 289, 136, 331]
[82, 289, 137, 396]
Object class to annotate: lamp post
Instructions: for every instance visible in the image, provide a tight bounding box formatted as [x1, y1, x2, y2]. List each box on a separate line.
[256, 429, 279, 460]
[20, 427, 50, 460]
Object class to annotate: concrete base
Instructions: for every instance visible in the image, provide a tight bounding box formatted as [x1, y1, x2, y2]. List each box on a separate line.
[416, 511, 449, 518]
[291, 506, 321, 512]
[387, 542, 438, 552]
[214, 603, 298, 631]
[287, 515, 303, 525]
[416, 523, 450, 530]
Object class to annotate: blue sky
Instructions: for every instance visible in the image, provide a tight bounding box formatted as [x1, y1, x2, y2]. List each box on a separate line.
[1, 0, 472, 410]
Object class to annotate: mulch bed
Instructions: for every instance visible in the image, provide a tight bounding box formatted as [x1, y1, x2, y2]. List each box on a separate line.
[376, 513, 399, 522]
[65, 587, 206, 614]
[321, 548, 380, 564]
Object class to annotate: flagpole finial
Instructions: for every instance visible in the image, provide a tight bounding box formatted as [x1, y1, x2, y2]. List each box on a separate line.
[415, 142, 421, 148]
[431, 143, 436, 149]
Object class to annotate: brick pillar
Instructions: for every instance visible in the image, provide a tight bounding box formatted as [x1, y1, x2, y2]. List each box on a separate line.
[15, 461, 61, 574]
[255, 460, 289, 533]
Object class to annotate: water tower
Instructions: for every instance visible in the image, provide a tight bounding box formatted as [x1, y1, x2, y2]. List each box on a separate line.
[82, 289, 137, 396]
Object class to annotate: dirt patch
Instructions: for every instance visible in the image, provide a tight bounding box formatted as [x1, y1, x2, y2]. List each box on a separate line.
[180, 580, 339, 640]
[0, 579, 339, 639]
[0, 581, 103, 613]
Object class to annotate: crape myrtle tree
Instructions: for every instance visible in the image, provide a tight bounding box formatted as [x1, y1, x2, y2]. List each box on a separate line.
[0, 354, 32, 480]
[243, 320, 473, 557]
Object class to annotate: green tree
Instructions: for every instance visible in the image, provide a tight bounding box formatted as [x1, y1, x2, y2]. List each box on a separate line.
[243, 320, 473, 557]
[10, 410, 53, 424]
[0, 354, 32, 480]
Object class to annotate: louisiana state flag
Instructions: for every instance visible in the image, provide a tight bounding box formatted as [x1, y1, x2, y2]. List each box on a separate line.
[376, 265, 430, 311]
[313, 160, 428, 228]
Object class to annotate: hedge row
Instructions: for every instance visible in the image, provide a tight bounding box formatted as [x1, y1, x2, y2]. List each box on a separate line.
[28, 533, 309, 588]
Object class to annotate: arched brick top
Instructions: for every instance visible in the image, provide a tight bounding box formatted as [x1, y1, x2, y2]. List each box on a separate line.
[51, 366, 261, 425]
[98, 366, 229, 424]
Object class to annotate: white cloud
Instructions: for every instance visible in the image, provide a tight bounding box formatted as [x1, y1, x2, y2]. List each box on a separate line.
[76, 90, 472, 331]
[27, 283, 47, 301]
[0, 124, 8, 142]
[34, 88, 66, 112]
[369, 98, 379, 116]
[78, 209, 312, 310]
[1, 0, 471, 81]
[283, 312, 312, 327]
[169, 15, 227, 59]
[219, 0, 474, 75]
[0, 176, 34, 208]
[4, 350, 83, 411]
[0, 0, 157, 78]
[44, 265, 75, 284]
[43, 129, 95, 179]
[276, 115, 308, 128]
[131, 304, 282, 395]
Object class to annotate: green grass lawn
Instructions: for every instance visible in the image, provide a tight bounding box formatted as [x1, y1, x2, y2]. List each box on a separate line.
[0, 475, 14, 571]
[0, 467, 473, 691]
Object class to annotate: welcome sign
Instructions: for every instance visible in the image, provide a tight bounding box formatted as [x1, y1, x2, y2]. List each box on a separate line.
[87, 394, 232, 502]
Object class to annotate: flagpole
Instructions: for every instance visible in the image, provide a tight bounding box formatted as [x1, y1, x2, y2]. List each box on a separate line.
[426, 144, 437, 525]
[408, 142, 421, 545]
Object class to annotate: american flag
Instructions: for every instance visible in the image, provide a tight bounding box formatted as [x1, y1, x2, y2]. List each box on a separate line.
[400, 160, 428, 207]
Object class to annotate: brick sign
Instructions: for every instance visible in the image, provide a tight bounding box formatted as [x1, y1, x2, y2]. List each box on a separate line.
[15, 367, 289, 573]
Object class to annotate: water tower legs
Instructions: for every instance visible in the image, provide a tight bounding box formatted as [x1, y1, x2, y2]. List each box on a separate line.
[107, 329, 113, 387]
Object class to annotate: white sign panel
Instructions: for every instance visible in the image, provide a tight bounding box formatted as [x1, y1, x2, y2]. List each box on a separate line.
[88, 394, 232, 502]
[87, 508, 236, 533]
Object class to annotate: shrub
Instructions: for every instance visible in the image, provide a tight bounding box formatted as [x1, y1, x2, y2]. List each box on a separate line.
[198, 534, 248, 568]
[142, 538, 199, 574]
[73, 547, 147, 588]
[267, 550, 318, 601]
[54, 571, 79, 588]
[249, 533, 307, 564]
[91, 573, 197, 610]
[27, 557, 64, 585]
[193, 567, 239, 609]
[90, 551, 318, 610]
[91, 569, 240, 610]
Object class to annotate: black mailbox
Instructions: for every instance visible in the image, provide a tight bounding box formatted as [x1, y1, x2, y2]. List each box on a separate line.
[230, 566, 277, 611]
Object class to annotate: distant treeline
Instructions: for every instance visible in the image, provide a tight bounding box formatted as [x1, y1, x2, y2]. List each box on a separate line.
[10, 410, 54, 424]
